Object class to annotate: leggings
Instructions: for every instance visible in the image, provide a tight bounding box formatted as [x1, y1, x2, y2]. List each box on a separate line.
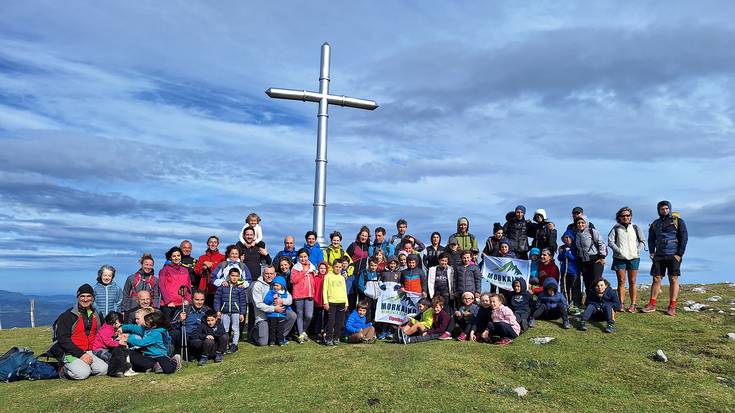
[326, 303, 346, 341]
[129, 350, 176, 374]
[579, 260, 604, 297]
[294, 298, 314, 335]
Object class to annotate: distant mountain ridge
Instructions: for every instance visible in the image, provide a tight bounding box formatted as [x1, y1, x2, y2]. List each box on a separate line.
[0, 290, 76, 328]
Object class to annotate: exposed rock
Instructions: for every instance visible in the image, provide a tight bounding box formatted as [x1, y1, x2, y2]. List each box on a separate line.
[706, 296, 722, 302]
[718, 310, 725, 314]
[638, 284, 651, 291]
[691, 287, 707, 293]
[529, 337, 555, 345]
[513, 387, 528, 397]
[684, 300, 696, 306]
[726, 333, 735, 341]
[654, 349, 668, 362]
[683, 303, 707, 312]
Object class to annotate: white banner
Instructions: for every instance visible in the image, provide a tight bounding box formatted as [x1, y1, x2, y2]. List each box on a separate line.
[481, 256, 530, 291]
[374, 281, 422, 325]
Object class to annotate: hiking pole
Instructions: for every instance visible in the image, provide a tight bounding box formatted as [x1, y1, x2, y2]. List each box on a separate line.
[178, 286, 190, 366]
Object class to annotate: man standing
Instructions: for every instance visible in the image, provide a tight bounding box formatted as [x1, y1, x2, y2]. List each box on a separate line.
[51, 284, 108, 380]
[180, 240, 199, 287]
[448, 217, 479, 256]
[504, 205, 534, 259]
[566, 206, 595, 232]
[390, 219, 425, 252]
[369, 227, 395, 258]
[642, 201, 688, 316]
[250, 265, 297, 346]
[273, 236, 298, 265]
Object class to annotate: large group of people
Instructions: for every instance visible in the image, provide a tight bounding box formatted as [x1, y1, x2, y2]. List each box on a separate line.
[49, 201, 688, 379]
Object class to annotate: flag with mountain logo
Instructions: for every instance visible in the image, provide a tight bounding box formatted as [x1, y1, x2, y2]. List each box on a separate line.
[481, 256, 530, 291]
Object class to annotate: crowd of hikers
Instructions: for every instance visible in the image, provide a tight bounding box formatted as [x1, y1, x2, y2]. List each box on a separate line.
[48, 202, 688, 380]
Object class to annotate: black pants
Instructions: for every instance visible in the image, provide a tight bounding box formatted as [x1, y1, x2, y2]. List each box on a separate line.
[170, 329, 201, 360]
[583, 303, 615, 324]
[486, 321, 518, 339]
[514, 311, 530, 331]
[129, 350, 176, 374]
[308, 308, 325, 337]
[326, 303, 346, 341]
[106, 346, 130, 376]
[579, 260, 604, 298]
[455, 316, 473, 336]
[268, 317, 286, 344]
[406, 333, 439, 344]
[194, 335, 228, 357]
[532, 304, 569, 322]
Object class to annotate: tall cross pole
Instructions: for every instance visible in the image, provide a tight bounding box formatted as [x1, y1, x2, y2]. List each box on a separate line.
[266, 42, 378, 246]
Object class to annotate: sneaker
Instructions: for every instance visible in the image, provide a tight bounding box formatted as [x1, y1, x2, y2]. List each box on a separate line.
[230, 344, 239, 353]
[297, 334, 305, 344]
[562, 320, 571, 329]
[457, 332, 467, 341]
[198, 356, 207, 366]
[641, 304, 656, 313]
[153, 362, 163, 373]
[362, 337, 376, 344]
[332, 339, 339, 346]
[123, 368, 138, 377]
[302, 332, 311, 342]
[666, 306, 677, 317]
[579, 321, 588, 331]
[385, 333, 394, 341]
[214, 352, 224, 363]
[402, 334, 411, 345]
[438, 332, 452, 340]
[377, 332, 387, 340]
[496, 337, 513, 346]
[528, 318, 536, 328]
[172, 354, 182, 371]
[627, 304, 637, 313]
[605, 323, 615, 333]
[325, 339, 335, 346]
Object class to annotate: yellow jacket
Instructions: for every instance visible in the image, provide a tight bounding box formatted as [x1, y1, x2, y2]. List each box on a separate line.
[323, 271, 348, 304]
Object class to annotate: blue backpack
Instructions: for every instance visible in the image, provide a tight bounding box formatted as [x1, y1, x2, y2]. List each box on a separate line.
[0, 347, 59, 383]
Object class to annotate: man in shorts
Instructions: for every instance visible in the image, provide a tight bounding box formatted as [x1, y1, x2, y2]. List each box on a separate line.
[642, 201, 688, 316]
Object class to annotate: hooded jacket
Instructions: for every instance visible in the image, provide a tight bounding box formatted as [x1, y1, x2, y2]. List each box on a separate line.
[54, 305, 99, 358]
[92, 322, 120, 351]
[448, 217, 479, 253]
[264, 276, 291, 319]
[483, 235, 510, 258]
[345, 309, 372, 335]
[192, 319, 227, 341]
[574, 216, 607, 262]
[290, 261, 318, 299]
[558, 230, 578, 276]
[584, 285, 621, 309]
[648, 201, 688, 257]
[214, 282, 249, 314]
[158, 263, 192, 306]
[536, 278, 568, 310]
[251, 276, 293, 324]
[194, 248, 226, 291]
[122, 324, 171, 358]
[505, 277, 532, 319]
[304, 243, 325, 267]
[504, 215, 533, 254]
[455, 262, 483, 295]
[211, 260, 252, 288]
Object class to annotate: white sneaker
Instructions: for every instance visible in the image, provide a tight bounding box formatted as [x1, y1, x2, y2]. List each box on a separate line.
[123, 368, 138, 377]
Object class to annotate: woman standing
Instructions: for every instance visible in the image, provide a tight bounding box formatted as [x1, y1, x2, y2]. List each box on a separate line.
[608, 207, 646, 312]
[347, 226, 372, 278]
[422, 232, 444, 269]
[158, 246, 192, 321]
[574, 215, 607, 301]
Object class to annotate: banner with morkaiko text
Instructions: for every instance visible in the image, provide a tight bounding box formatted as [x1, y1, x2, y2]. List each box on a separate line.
[373, 281, 422, 325]
[481, 256, 531, 291]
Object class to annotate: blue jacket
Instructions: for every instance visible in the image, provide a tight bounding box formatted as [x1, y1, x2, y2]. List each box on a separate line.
[529, 248, 541, 278]
[263, 276, 291, 319]
[93, 281, 123, 318]
[505, 277, 532, 318]
[558, 230, 579, 276]
[214, 283, 249, 314]
[369, 241, 395, 259]
[273, 248, 298, 265]
[304, 243, 324, 266]
[357, 269, 380, 295]
[173, 305, 210, 336]
[192, 320, 227, 341]
[344, 309, 372, 335]
[648, 201, 688, 257]
[536, 278, 568, 310]
[122, 325, 171, 358]
[585, 285, 621, 308]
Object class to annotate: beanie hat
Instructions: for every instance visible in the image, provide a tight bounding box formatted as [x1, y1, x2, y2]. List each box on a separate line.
[515, 205, 526, 214]
[458, 217, 469, 226]
[406, 254, 419, 262]
[572, 206, 584, 214]
[492, 222, 503, 233]
[273, 276, 287, 289]
[534, 209, 547, 220]
[77, 283, 95, 297]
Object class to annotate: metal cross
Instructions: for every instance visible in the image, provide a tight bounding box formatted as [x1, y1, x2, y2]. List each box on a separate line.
[266, 42, 378, 247]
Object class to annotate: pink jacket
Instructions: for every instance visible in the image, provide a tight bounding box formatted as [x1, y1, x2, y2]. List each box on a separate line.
[492, 305, 521, 336]
[159, 263, 192, 306]
[92, 323, 120, 351]
[290, 261, 317, 300]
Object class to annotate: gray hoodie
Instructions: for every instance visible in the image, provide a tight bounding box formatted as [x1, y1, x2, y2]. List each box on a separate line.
[250, 276, 293, 323]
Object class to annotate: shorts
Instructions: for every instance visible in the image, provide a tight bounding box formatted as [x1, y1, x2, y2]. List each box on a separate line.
[611, 258, 640, 271]
[650, 256, 681, 277]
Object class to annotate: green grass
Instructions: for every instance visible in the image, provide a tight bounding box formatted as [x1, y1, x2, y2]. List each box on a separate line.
[2, 284, 735, 413]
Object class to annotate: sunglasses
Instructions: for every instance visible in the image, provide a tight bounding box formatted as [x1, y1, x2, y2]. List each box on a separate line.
[620, 214, 631, 218]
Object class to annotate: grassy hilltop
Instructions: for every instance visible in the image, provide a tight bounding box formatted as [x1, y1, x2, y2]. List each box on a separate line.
[1, 284, 734, 413]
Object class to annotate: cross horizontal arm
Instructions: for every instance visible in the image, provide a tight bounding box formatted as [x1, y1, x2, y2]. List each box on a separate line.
[265, 88, 379, 110]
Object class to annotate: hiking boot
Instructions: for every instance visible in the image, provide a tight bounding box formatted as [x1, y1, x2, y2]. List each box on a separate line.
[214, 352, 224, 363]
[230, 344, 239, 353]
[457, 332, 467, 341]
[198, 356, 207, 366]
[528, 318, 536, 328]
[627, 304, 637, 313]
[438, 332, 452, 340]
[579, 321, 588, 331]
[172, 354, 182, 370]
[562, 320, 571, 329]
[641, 304, 656, 313]
[666, 306, 677, 317]
[605, 323, 615, 333]
[496, 337, 513, 346]
[402, 334, 411, 345]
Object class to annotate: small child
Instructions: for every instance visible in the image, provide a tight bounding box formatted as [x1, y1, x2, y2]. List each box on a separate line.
[214, 268, 248, 353]
[454, 291, 479, 341]
[398, 296, 451, 344]
[530, 278, 571, 329]
[492, 240, 517, 258]
[469, 293, 493, 342]
[377, 257, 401, 340]
[193, 309, 228, 365]
[345, 300, 376, 344]
[396, 251, 408, 272]
[400, 254, 426, 296]
[239, 212, 264, 245]
[323, 260, 348, 346]
[92, 311, 122, 362]
[120, 310, 180, 374]
[532, 248, 560, 294]
[528, 247, 541, 286]
[486, 293, 521, 345]
[372, 249, 387, 271]
[340, 255, 356, 309]
[94, 264, 123, 319]
[357, 258, 381, 320]
[310, 261, 328, 342]
[264, 276, 292, 346]
[397, 298, 434, 339]
[558, 230, 580, 310]
[427, 253, 455, 314]
[505, 277, 532, 331]
[579, 277, 621, 333]
[446, 241, 462, 272]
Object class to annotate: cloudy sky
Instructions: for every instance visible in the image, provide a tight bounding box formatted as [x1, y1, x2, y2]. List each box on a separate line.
[1, 1, 733, 294]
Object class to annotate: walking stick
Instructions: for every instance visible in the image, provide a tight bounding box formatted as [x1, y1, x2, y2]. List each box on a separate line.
[178, 285, 190, 366]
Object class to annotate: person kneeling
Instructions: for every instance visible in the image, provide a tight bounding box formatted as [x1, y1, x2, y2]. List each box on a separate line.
[345, 300, 376, 344]
[579, 277, 620, 333]
[194, 310, 228, 365]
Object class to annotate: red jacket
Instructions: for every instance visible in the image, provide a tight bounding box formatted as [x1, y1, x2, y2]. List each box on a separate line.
[533, 261, 560, 294]
[194, 249, 226, 292]
[55, 306, 99, 358]
[291, 261, 318, 300]
[159, 263, 192, 306]
[312, 274, 326, 308]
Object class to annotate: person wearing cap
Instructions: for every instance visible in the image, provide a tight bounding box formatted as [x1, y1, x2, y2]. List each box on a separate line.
[51, 284, 108, 380]
[566, 206, 596, 232]
[642, 201, 688, 316]
[448, 217, 479, 257]
[504, 205, 535, 259]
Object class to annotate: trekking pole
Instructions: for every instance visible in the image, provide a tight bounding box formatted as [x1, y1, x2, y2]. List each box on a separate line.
[178, 286, 190, 366]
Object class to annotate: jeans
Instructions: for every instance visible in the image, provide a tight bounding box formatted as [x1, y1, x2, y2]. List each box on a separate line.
[221, 313, 241, 345]
[294, 298, 314, 335]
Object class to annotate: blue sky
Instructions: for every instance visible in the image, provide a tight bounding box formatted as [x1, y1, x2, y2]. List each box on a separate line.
[1, 1, 733, 294]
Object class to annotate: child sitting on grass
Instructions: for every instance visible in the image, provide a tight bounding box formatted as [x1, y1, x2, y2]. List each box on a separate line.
[454, 291, 478, 341]
[120, 310, 180, 374]
[485, 293, 521, 345]
[505, 277, 532, 331]
[92, 311, 132, 377]
[397, 298, 433, 340]
[579, 277, 620, 333]
[345, 300, 376, 343]
[194, 309, 228, 365]
[529, 278, 571, 329]
[397, 296, 451, 344]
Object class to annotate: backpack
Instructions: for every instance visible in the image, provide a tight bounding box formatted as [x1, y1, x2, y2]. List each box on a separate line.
[0, 347, 59, 383]
[614, 224, 642, 245]
[162, 331, 175, 357]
